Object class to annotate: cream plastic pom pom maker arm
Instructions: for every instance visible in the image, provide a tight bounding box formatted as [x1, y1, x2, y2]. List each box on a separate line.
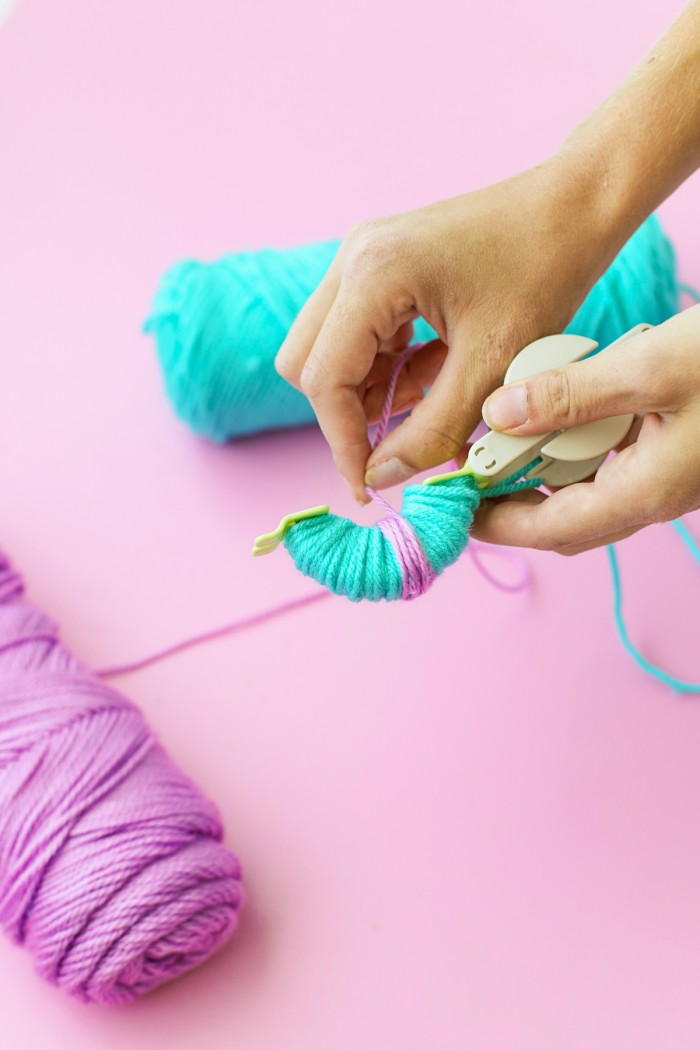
[424, 324, 651, 488]
[252, 324, 652, 553]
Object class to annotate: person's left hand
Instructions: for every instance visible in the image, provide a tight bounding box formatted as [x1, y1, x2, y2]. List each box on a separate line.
[471, 305, 700, 554]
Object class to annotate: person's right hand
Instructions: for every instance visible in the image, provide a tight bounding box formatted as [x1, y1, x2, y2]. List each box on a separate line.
[275, 160, 623, 502]
[472, 305, 700, 554]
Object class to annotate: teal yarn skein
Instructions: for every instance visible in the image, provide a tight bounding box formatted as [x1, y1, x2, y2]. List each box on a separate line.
[146, 214, 679, 443]
[146, 242, 434, 441]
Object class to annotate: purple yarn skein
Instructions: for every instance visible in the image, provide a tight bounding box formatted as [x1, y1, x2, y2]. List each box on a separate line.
[0, 553, 244, 1004]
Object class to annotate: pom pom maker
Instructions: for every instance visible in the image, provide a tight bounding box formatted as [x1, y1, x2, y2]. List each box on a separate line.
[424, 323, 652, 487]
[252, 324, 651, 554]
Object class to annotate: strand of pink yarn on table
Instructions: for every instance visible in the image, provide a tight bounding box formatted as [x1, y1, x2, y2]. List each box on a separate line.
[0, 554, 244, 1004]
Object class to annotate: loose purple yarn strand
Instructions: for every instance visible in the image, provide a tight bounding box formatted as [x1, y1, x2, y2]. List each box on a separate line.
[467, 539, 531, 593]
[99, 589, 331, 679]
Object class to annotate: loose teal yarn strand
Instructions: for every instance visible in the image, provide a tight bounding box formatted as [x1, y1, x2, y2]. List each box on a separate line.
[147, 215, 679, 442]
[679, 282, 700, 304]
[672, 518, 700, 565]
[605, 278, 700, 692]
[607, 520, 700, 694]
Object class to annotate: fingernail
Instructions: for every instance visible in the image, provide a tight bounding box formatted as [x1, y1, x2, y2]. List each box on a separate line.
[482, 385, 528, 431]
[364, 457, 413, 489]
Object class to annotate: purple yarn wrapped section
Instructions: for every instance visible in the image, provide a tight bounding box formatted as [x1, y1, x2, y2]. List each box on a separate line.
[374, 494, 437, 599]
[0, 554, 244, 1004]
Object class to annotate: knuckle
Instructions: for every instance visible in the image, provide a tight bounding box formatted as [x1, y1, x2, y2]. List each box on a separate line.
[299, 361, 323, 401]
[620, 330, 682, 408]
[346, 219, 376, 244]
[533, 491, 594, 552]
[631, 340, 662, 393]
[479, 317, 544, 370]
[538, 532, 573, 555]
[644, 482, 684, 524]
[536, 368, 575, 426]
[343, 221, 402, 283]
[415, 423, 463, 462]
[274, 350, 296, 384]
[531, 531, 559, 553]
[635, 334, 689, 408]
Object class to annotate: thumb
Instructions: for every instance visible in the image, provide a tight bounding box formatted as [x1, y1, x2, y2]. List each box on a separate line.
[481, 335, 656, 436]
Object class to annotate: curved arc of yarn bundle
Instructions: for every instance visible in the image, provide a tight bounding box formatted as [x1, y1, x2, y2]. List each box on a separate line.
[0, 554, 244, 1004]
[280, 337, 543, 603]
[284, 456, 544, 603]
[284, 477, 485, 602]
[281, 341, 475, 602]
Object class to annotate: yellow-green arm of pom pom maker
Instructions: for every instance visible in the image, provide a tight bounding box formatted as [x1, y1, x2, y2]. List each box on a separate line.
[252, 506, 330, 556]
[252, 325, 651, 553]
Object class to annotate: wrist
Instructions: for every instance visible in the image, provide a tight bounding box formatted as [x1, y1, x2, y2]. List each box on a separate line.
[537, 146, 643, 288]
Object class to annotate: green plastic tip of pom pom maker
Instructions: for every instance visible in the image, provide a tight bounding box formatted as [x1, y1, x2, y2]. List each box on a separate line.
[252, 505, 330, 556]
[423, 463, 490, 488]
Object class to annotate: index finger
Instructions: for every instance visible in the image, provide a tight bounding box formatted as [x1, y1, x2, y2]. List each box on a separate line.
[301, 284, 415, 500]
[275, 251, 345, 389]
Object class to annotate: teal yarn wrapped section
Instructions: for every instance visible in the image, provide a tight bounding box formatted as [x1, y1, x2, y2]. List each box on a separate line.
[285, 507, 405, 603]
[146, 215, 679, 442]
[285, 477, 481, 602]
[282, 472, 546, 602]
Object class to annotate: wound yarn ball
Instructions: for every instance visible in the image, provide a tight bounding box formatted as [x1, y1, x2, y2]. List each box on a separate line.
[145, 239, 436, 441]
[146, 214, 679, 442]
[0, 554, 244, 1004]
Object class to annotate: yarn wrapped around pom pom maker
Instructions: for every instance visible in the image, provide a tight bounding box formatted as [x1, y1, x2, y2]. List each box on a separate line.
[252, 325, 650, 602]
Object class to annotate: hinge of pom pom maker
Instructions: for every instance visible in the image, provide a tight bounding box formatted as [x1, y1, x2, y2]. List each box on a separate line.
[252, 324, 651, 554]
[423, 324, 652, 488]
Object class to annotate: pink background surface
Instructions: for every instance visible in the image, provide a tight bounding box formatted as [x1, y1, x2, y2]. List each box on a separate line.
[1, 0, 700, 1046]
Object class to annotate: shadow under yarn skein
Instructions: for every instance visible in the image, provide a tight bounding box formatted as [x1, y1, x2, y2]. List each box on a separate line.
[0, 554, 243, 1004]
